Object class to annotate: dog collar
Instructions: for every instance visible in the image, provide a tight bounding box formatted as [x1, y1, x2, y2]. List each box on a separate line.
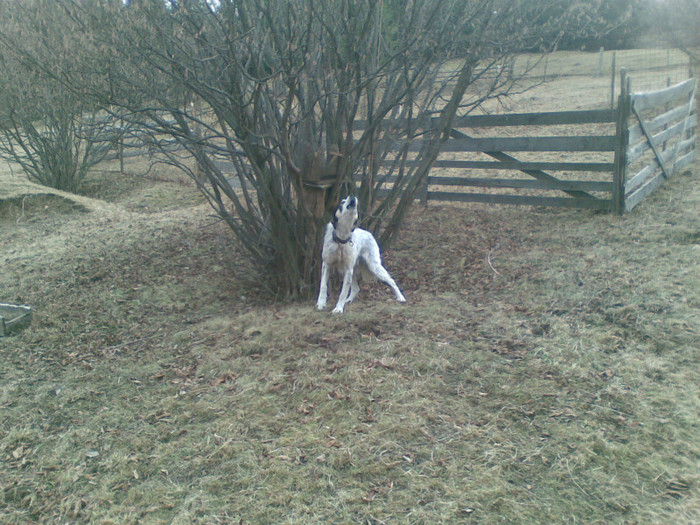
[332, 231, 353, 245]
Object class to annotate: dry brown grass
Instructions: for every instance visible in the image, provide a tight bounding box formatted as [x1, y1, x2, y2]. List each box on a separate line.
[1, 50, 699, 524]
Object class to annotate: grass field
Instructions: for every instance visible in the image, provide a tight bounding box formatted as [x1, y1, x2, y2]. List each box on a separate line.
[1, 50, 699, 524]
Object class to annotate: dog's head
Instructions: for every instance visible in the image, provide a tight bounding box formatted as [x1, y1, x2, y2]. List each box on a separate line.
[332, 195, 359, 234]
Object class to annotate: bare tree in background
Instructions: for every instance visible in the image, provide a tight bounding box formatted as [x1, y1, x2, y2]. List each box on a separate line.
[651, 0, 700, 65]
[0, 0, 120, 192]
[0, 70, 117, 193]
[0, 0, 603, 296]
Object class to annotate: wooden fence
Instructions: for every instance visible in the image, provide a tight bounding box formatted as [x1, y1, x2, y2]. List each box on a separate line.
[617, 75, 697, 212]
[388, 74, 697, 214]
[409, 108, 618, 211]
[106, 74, 697, 214]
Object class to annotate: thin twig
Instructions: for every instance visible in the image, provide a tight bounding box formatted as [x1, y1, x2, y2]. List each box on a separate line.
[17, 195, 28, 223]
[104, 339, 145, 353]
[487, 245, 502, 276]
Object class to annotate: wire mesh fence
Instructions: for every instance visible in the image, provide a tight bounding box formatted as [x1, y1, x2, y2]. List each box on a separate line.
[613, 47, 692, 92]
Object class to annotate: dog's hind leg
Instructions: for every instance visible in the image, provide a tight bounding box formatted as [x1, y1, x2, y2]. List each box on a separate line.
[376, 266, 406, 303]
[364, 254, 405, 303]
[317, 262, 330, 310]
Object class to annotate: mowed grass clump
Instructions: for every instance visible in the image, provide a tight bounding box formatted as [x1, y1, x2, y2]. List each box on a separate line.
[2, 163, 700, 519]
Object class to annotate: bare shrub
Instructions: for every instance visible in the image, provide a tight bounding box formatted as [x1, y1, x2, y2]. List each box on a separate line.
[0, 0, 608, 296]
[0, 1, 119, 193]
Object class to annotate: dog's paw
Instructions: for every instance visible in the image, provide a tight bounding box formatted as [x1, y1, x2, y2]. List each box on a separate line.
[396, 294, 406, 303]
[316, 302, 326, 310]
[332, 305, 345, 314]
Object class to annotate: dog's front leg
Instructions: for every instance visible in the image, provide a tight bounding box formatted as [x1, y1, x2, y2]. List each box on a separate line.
[332, 269, 354, 314]
[317, 262, 330, 310]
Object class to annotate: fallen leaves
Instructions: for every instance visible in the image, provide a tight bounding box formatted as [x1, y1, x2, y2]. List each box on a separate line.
[491, 339, 529, 360]
[662, 479, 691, 500]
[210, 372, 238, 387]
[5, 444, 33, 468]
[324, 437, 341, 448]
[298, 402, 314, 415]
[12, 445, 28, 460]
[549, 407, 577, 420]
[361, 481, 395, 503]
[327, 389, 350, 401]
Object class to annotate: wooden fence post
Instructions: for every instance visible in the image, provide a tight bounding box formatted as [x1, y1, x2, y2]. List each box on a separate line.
[612, 69, 630, 214]
[420, 171, 429, 205]
[118, 116, 125, 175]
[610, 52, 616, 110]
[118, 136, 125, 175]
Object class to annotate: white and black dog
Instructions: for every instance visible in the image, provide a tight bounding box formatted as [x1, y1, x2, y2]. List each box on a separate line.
[317, 195, 405, 313]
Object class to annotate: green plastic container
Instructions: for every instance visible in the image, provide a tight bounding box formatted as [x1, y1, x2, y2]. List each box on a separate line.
[0, 304, 33, 336]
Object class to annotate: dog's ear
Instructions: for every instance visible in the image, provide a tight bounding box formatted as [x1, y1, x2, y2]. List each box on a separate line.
[331, 204, 341, 227]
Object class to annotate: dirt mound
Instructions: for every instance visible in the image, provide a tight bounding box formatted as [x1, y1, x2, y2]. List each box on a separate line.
[0, 162, 131, 221]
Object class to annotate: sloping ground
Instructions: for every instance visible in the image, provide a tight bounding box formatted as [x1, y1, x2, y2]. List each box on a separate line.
[1, 150, 699, 523]
[1, 51, 699, 522]
[0, 161, 129, 219]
